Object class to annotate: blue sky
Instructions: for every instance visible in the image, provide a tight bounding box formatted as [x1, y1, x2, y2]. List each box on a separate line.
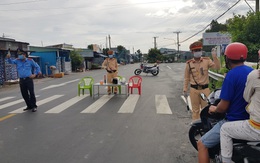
[0, 0, 256, 53]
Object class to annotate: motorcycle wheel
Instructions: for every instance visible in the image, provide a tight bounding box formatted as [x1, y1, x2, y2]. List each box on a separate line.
[134, 69, 142, 75]
[151, 70, 159, 76]
[189, 124, 206, 150]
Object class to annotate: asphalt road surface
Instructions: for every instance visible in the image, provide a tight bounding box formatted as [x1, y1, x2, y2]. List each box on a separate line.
[0, 63, 197, 163]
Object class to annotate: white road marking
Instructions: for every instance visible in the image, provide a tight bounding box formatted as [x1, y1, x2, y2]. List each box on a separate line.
[0, 99, 24, 110]
[0, 95, 39, 110]
[41, 79, 79, 90]
[118, 94, 140, 113]
[166, 66, 171, 69]
[45, 95, 88, 113]
[0, 97, 15, 102]
[81, 95, 113, 113]
[10, 95, 64, 113]
[2, 94, 179, 115]
[155, 95, 172, 114]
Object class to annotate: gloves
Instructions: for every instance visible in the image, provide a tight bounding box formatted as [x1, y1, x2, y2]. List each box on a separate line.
[211, 48, 217, 58]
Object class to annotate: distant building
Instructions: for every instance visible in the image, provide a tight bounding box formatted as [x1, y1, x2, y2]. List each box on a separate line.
[0, 37, 29, 85]
[159, 48, 177, 55]
[29, 45, 71, 75]
[46, 43, 74, 51]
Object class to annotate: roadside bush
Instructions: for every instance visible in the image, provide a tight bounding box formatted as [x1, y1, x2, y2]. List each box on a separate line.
[91, 63, 101, 69]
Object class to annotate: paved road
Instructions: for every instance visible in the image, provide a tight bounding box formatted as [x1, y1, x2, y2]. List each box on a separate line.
[0, 63, 197, 163]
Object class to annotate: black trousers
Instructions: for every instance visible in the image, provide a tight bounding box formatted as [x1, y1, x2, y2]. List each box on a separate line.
[19, 77, 37, 109]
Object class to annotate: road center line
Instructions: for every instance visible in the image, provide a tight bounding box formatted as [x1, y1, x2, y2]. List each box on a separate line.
[0, 114, 16, 122]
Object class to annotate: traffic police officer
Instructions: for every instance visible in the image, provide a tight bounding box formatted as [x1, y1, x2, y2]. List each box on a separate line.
[102, 50, 118, 94]
[6, 49, 42, 112]
[183, 41, 220, 121]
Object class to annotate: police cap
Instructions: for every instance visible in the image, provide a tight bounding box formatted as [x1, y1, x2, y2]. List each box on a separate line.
[189, 41, 203, 51]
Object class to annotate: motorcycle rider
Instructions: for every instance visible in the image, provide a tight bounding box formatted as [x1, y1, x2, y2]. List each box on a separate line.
[220, 50, 260, 163]
[183, 41, 220, 122]
[197, 42, 253, 163]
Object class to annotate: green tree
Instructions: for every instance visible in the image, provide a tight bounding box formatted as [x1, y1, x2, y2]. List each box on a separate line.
[70, 50, 84, 72]
[117, 45, 126, 53]
[103, 48, 109, 55]
[136, 49, 142, 62]
[206, 20, 228, 32]
[147, 48, 162, 63]
[87, 44, 93, 50]
[117, 45, 127, 63]
[226, 12, 260, 62]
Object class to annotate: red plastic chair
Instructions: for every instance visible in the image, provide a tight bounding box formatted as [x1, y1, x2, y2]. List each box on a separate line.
[128, 76, 142, 95]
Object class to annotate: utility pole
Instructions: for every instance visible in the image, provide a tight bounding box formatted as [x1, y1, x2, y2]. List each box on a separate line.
[256, 0, 259, 12]
[153, 36, 158, 49]
[106, 36, 108, 49]
[173, 31, 181, 54]
[108, 35, 111, 49]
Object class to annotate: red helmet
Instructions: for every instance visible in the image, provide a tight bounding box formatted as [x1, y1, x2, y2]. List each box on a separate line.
[224, 42, 247, 60]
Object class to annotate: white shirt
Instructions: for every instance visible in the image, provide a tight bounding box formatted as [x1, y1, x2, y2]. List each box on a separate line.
[243, 69, 260, 123]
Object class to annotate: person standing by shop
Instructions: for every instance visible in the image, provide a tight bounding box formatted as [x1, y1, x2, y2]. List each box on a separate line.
[6, 49, 42, 112]
[102, 50, 118, 95]
[183, 41, 220, 122]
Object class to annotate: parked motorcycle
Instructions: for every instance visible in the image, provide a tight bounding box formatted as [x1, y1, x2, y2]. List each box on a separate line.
[189, 89, 260, 163]
[134, 62, 159, 76]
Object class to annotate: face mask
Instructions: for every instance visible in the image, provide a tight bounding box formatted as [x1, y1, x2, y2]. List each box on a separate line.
[109, 55, 113, 58]
[193, 52, 202, 58]
[19, 55, 25, 60]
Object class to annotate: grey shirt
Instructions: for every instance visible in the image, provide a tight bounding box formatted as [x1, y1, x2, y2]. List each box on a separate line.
[243, 69, 260, 123]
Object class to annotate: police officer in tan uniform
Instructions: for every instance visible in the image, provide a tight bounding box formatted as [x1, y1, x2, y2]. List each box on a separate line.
[102, 50, 118, 94]
[183, 41, 220, 122]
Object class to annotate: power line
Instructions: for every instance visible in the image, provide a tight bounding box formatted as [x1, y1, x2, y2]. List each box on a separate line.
[180, 0, 242, 43]
[0, 0, 46, 6]
[244, 0, 255, 12]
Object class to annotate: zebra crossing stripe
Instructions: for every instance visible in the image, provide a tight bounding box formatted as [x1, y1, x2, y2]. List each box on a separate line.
[9, 95, 64, 113]
[155, 95, 172, 114]
[118, 94, 140, 113]
[81, 95, 114, 113]
[0, 95, 40, 110]
[0, 99, 24, 110]
[41, 79, 79, 90]
[0, 97, 15, 102]
[45, 95, 88, 113]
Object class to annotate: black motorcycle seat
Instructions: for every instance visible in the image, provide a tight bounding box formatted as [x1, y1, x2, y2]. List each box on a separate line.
[144, 66, 154, 69]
